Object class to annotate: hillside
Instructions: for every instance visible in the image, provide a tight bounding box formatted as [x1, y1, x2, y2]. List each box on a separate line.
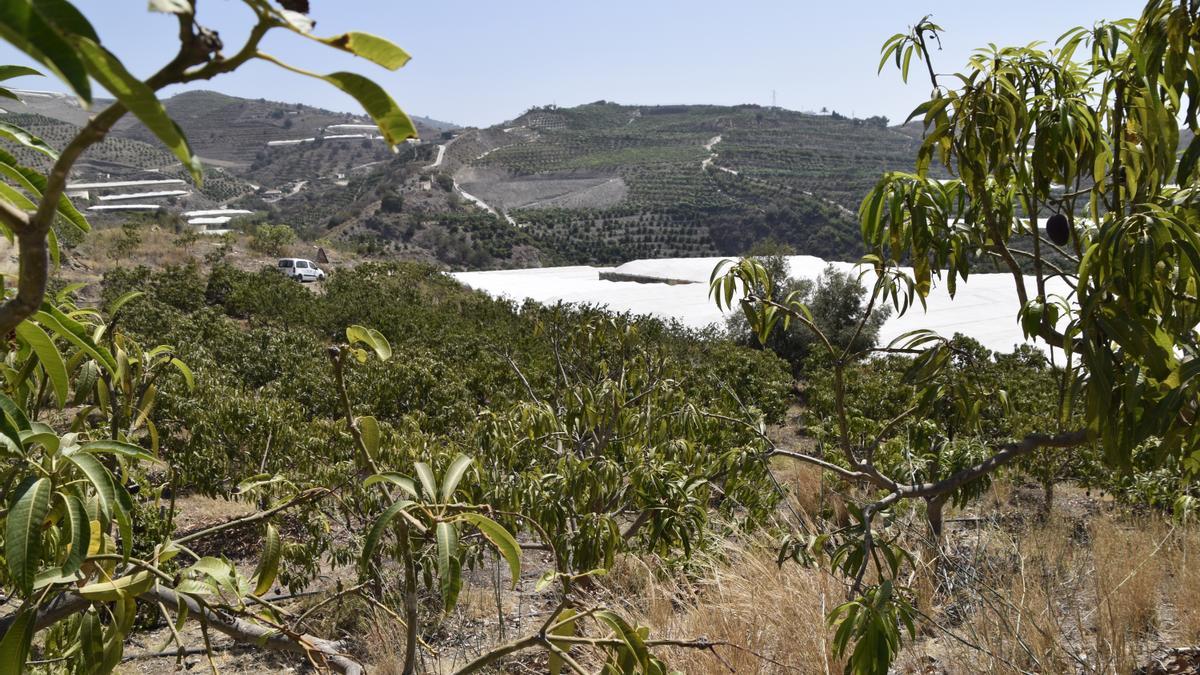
[279, 102, 932, 266]
[2, 90, 929, 267]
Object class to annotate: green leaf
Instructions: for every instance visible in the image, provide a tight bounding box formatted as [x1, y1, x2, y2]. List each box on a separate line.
[105, 290, 143, 316]
[346, 325, 392, 361]
[0, 0, 92, 102]
[359, 499, 413, 572]
[15, 319, 69, 408]
[59, 493, 89, 575]
[363, 472, 419, 499]
[6, 477, 52, 595]
[77, 570, 153, 602]
[436, 521, 461, 612]
[33, 310, 114, 373]
[414, 461, 437, 499]
[79, 440, 157, 463]
[317, 72, 417, 147]
[0, 121, 57, 158]
[169, 358, 194, 390]
[358, 415, 380, 457]
[72, 37, 201, 182]
[0, 605, 34, 673]
[0, 65, 43, 82]
[65, 451, 116, 519]
[319, 32, 411, 70]
[548, 608, 579, 675]
[148, 0, 192, 13]
[594, 610, 651, 669]
[440, 454, 473, 501]
[457, 513, 520, 588]
[252, 523, 281, 596]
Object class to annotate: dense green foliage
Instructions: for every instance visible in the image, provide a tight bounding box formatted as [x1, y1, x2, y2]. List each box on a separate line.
[103, 262, 792, 576]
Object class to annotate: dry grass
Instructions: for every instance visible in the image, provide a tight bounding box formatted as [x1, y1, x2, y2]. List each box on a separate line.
[904, 495, 1195, 675]
[601, 539, 845, 674]
[1091, 517, 1168, 672]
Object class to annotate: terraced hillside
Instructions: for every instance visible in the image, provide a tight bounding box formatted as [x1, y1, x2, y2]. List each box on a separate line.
[433, 102, 932, 263]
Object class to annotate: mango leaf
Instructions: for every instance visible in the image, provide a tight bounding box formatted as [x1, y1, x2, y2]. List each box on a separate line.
[105, 290, 143, 316]
[548, 608, 579, 675]
[59, 493, 89, 575]
[148, 0, 192, 13]
[79, 439, 157, 463]
[358, 415, 380, 457]
[77, 570, 154, 602]
[0, 0, 92, 102]
[0, 148, 88, 232]
[414, 461, 437, 499]
[0, 606, 35, 673]
[317, 72, 416, 147]
[6, 477, 52, 595]
[440, 454, 473, 501]
[346, 325, 392, 361]
[15, 318, 69, 408]
[65, 452, 116, 519]
[169, 357, 194, 389]
[436, 521, 461, 612]
[252, 523, 281, 595]
[457, 513, 520, 587]
[319, 32, 411, 70]
[0, 65, 42, 82]
[72, 37, 201, 182]
[0, 121, 57, 158]
[359, 499, 414, 572]
[363, 472, 419, 499]
[594, 610, 651, 670]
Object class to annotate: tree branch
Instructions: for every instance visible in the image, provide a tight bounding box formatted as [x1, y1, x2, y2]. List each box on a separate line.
[899, 429, 1088, 499]
[147, 585, 364, 675]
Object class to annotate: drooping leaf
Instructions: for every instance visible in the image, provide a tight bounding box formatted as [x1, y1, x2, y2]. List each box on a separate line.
[0, 121, 57, 158]
[363, 472, 420, 499]
[15, 319, 69, 408]
[59, 493, 89, 575]
[252, 523, 281, 595]
[0, 605, 35, 673]
[0, 65, 43, 82]
[457, 513, 520, 587]
[316, 72, 416, 147]
[0, 0, 92, 102]
[436, 521, 460, 612]
[548, 608, 579, 675]
[79, 439, 157, 463]
[5, 477, 52, 595]
[359, 499, 413, 572]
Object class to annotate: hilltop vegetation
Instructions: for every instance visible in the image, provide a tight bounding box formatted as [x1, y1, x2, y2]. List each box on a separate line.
[276, 102, 930, 267]
[2, 87, 929, 268]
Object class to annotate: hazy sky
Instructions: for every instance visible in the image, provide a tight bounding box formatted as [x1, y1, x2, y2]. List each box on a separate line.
[0, 1, 1141, 127]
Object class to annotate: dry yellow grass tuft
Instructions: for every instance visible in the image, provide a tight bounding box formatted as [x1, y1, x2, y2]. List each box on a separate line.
[602, 539, 844, 674]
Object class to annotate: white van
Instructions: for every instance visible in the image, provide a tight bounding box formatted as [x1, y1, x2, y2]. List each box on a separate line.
[277, 258, 326, 282]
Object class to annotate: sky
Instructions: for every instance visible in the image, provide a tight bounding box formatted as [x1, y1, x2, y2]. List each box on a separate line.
[0, 1, 1143, 128]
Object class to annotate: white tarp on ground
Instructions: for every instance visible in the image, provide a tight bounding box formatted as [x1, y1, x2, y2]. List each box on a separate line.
[452, 256, 1073, 355]
[183, 209, 253, 217]
[67, 179, 185, 190]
